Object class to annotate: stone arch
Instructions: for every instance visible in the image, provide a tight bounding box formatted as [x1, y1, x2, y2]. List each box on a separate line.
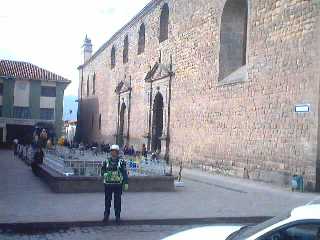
[152, 92, 164, 152]
[138, 23, 145, 54]
[123, 35, 129, 64]
[119, 102, 127, 146]
[219, 0, 248, 81]
[159, 3, 169, 43]
[111, 46, 116, 69]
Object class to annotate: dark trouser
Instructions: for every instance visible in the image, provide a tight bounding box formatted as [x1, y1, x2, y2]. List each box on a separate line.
[13, 145, 18, 156]
[104, 184, 122, 217]
[31, 163, 39, 176]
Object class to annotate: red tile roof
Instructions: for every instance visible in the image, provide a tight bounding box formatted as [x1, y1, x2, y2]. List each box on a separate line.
[0, 60, 71, 83]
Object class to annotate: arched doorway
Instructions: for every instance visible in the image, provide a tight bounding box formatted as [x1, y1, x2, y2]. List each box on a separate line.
[152, 92, 164, 152]
[118, 102, 126, 147]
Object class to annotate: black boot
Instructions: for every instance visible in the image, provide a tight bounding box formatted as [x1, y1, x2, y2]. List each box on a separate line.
[115, 214, 121, 224]
[103, 213, 109, 223]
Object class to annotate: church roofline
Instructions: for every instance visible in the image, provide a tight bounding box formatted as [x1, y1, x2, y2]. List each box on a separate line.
[79, 0, 163, 70]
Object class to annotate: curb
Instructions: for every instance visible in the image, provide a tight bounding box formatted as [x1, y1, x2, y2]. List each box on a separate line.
[0, 216, 272, 234]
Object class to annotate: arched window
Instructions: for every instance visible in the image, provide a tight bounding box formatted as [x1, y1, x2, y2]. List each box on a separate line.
[111, 46, 116, 69]
[159, 3, 169, 43]
[91, 113, 94, 129]
[80, 75, 83, 98]
[123, 35, 129, 64]
[219, 0, 248, 81]
[138, 23, 145, 54]
[86, 76, 89, 97]
[92, 73, 96, 95]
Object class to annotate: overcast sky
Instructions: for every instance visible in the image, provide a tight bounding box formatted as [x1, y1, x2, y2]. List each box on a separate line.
[0, 0, 151, 96]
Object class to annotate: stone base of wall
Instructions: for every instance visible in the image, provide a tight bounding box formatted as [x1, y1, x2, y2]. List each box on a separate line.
[175, 161, 315, 192]
[35, 165, 175, 193]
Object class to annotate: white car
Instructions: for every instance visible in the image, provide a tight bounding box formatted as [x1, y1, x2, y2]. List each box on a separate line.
[163, 203, 320, 240]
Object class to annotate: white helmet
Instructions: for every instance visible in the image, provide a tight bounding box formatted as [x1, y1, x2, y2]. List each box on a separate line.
[110, 144, 120, 151]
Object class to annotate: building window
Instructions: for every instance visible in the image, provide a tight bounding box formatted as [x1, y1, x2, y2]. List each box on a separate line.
[92, 73, 96, 95]
[159, 3, 169, 43]
[80, 76, 83, 98]
[0, 106, 2, 117]
[123, 35, 129, 64]
[87, 76, 89, 97]
[40, 108, 54, 120]
[41, 86, 56, 97]
[111, 46, 116, 69]
[13, 107, 31, 119]
[138, 23, 145, 55]
[91, 114, 94, 129]
[219, 0, 248, 81]
[0, 83, 3, 96]
[99, 114, 101, 130]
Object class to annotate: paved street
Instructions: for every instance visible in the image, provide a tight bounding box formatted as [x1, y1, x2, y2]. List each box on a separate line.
[0, 149, 318, 224]
[0, 225, 205, 240]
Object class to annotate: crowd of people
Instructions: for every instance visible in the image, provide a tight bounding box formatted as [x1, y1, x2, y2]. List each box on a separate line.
[12, 127, 49, 176]
[74, 142, 149, 158]
[61, 140, 151, 161]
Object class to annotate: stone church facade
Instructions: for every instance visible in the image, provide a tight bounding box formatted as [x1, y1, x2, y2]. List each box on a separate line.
[78, 0, 320, 191]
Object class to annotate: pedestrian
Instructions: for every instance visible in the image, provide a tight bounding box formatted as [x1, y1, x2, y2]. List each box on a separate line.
[123, 144, 129, 155]
[79, 142, 85, 156]
[31, 147, 44, 176]
[106, 144, 111, 154]
[13, 138, 19, 158]
[101, 144, 128, 224]
[128, 145, 135, 156]
[141, 144, 147, 158]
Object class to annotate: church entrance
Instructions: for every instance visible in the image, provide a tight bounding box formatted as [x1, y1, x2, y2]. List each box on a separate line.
[151, 92, 164, 152]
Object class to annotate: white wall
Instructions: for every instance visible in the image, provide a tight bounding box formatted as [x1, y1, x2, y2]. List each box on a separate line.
[14, 81, 30, 107]
[66, 125, 76, 143]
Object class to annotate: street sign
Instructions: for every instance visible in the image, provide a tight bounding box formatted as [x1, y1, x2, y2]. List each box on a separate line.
[295, 104, 310, 113]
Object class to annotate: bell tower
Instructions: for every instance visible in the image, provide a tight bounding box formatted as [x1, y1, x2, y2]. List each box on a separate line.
[82, 34, 93, 64]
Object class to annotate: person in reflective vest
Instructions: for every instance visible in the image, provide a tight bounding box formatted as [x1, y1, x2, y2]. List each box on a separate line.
[101, 144, 128, 223]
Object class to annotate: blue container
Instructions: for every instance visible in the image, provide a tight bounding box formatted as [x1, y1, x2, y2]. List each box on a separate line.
[291, 175, 304, 192]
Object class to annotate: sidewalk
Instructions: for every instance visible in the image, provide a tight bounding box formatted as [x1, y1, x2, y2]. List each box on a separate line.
[0, 149, 318, 224]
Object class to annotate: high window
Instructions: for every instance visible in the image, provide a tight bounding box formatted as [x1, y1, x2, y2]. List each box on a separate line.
[219, 0, 248, 81]
[80, 76, 83, 98]
[40, 108, 54, 120]
[0, 83, 3, 96]
[111, 46, 116, 69]
[92, 73, 96, 95]
[87, 76, 89, 97]
[123, 35, 129, 64]
[91, 113, 94, 129]
[13, 107, 31, 119]
[138, 24, 145, 54]
[99, 114, 102, 130]
[41, 86, 56, 97]
[159, 3, 169, 43]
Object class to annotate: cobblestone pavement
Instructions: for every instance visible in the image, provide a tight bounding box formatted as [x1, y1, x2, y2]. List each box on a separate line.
[0, 149, 318, 224]
[0, 225, 204, 240]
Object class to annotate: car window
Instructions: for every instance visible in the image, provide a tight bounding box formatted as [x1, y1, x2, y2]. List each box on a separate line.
[228, 214, 290, 240]
[259, 223, 320, 240]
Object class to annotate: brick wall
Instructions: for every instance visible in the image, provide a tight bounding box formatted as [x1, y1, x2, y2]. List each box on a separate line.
[79, 0, 320, 190]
